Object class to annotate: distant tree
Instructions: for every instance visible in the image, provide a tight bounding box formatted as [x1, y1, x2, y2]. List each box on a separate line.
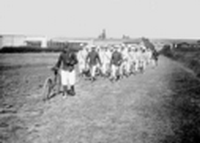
[141, 37, 156, 52]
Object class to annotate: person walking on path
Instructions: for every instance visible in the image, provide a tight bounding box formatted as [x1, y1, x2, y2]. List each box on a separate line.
[86, 46, 102, 81]
[54, 45, 78, 97]
[110, 47, 123, 81]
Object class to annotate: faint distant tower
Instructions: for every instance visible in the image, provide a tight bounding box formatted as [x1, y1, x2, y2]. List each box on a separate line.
[102, 29, 106, 39]
[98, 29, 106, 40]
[122, 35, 130, 39]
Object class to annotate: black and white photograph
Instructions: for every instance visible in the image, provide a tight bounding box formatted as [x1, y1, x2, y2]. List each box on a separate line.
[0, 0, 200, 142]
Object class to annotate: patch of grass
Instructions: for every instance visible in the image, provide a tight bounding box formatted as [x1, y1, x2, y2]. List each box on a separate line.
[160, 45, 200, 78]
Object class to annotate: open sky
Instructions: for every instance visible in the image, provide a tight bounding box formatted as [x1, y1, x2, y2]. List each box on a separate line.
[0, 0, 199, 39]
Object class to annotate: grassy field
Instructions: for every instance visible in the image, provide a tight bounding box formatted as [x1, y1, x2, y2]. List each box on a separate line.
[1, 52, 200, 143]
[160, 45, 200, 78]
[0, 53, 61, 142]
[0, 53, 60, 106]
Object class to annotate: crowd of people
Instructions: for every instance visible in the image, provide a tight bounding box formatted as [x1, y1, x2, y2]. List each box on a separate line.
[53, 42, 159, 97]
[77, 43, 158, 82]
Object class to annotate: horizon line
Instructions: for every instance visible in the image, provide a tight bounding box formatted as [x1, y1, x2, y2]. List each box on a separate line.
[0, 33, 199, 41]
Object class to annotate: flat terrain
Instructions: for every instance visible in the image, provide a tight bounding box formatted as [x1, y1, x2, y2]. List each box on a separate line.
[0, 53, 200, 143]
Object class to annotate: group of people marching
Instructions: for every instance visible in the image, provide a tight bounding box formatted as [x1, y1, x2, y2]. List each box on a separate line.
[53, 43, 158, 97]
[77, 44, 158, 82]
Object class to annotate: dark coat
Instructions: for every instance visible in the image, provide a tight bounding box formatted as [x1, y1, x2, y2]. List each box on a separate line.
[56, 50, 78, 71]
[111, 51, 122, 66]
[86, 50, 101, 66]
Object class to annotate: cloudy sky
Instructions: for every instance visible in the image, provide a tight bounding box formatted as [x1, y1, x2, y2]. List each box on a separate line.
[0, 0, 199, 39]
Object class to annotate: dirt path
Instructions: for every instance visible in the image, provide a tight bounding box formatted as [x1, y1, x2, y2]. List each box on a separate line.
[1, 56, 200, 143]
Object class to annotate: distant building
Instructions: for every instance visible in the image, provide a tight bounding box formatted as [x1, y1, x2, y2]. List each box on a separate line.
[47, 40, 66, 49]
[24, 36, 48, 48]
[0, 35, 48, 49]
[50, 37, 93, 49]
[93, 38, 123, 46]
[25, 41, 42, 48]
[0, 35, 26, 49]
[122, 35, 130, 39]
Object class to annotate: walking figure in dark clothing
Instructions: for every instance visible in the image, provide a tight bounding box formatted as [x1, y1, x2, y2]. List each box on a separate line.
[86, 46, 102, 81]
[54, 45, 78, 97]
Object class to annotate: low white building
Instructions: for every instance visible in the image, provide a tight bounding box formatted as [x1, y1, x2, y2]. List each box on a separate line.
[25, 36, 48, 48]
[0, 35, 26, 49]
[0, 35, 48, 49]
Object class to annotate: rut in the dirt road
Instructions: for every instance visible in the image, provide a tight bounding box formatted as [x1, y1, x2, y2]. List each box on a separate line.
[1, 55, 200, 143]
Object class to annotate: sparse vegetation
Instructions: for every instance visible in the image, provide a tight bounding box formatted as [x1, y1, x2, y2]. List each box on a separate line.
[1, 42, 200, 142]
[160, 44, 200, 78]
